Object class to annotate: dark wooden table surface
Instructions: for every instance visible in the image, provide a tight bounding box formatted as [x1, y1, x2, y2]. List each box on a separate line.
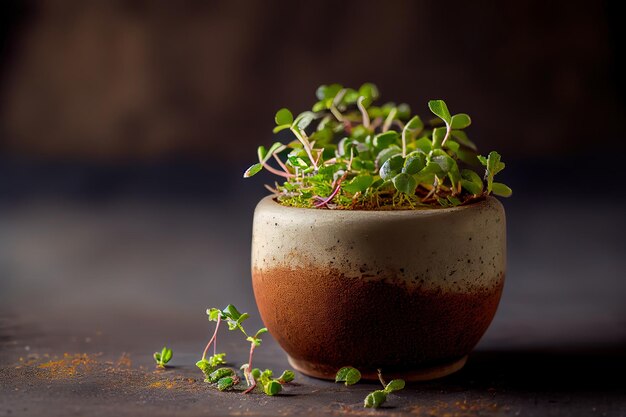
[1, 162, 625, 416]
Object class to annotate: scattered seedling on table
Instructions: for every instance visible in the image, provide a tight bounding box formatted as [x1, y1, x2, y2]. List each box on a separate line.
[335, 367, 405, 408]
[335, 366, 362, 386]
[244, 83, 511, 209]
[195, 304, 295, 395]
[153, 346, 172, 369]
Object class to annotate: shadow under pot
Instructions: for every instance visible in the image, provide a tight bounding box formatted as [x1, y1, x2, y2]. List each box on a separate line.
[251, 195, 506, 381]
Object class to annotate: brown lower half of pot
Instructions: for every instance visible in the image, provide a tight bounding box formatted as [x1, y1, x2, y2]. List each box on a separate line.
[253, 266, 504, 381]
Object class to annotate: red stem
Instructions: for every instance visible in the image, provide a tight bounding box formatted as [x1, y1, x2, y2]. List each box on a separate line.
[262, 161, 295, 178]
[201, 315, 221, 361]
[314, 177, 345, 208]
[242, 342, 257, 394]
[272, 154, 293, 176]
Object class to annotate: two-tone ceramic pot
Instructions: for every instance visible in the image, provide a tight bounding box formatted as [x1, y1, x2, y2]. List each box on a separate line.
[251, 195, 506, 381]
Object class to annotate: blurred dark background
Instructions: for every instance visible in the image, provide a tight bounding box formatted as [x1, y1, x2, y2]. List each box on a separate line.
[0, 0, 624, 354]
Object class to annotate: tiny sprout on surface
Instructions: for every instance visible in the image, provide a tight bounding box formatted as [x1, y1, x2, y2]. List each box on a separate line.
[244, 83, 511, 209]
[153, 346, 172, 369]
[196, 305, 295, 395]
[335, 366, 361, 386]
[335, 367, 405, 409]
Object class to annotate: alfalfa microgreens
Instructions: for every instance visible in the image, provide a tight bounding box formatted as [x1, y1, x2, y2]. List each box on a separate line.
[335, 367, 405, 408]
[244, 83, 512, 209]
[196, 304, 294, 395]
[153, 346, 172, 369]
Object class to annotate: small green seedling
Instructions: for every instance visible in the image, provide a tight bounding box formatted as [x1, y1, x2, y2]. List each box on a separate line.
[335, 367, 405, 409]
[197, 304, 295, 396]
[195, 307, 228, 380]
[335, 366, 361, 386]
[364, 369, 405, 408]
[153, 346, 172, 369]
[245, 83, 511, 209]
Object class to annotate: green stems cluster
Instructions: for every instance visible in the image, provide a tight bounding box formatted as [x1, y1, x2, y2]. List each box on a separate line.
[244, 83, 511, 209]
[335, 367, 405, 409]
[195, 305, 294, 396]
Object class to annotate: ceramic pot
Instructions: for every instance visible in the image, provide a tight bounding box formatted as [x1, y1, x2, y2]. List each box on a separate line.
[251, 195, 506, 381]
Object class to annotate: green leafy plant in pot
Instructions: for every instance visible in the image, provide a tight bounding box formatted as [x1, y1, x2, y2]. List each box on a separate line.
[246, 83, 510, 381]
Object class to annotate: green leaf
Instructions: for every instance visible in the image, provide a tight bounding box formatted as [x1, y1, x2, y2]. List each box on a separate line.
[335, 367, 362, 386]
[375, 145, 402, 167]
[316, 84, 343, 100]
[161, 347, 172, 363]
[246, 336, 262, 346]
[312, 100, 326, 112]
[368, 106, 384, 119]
[288, 156, 308, 168]
[236, 312, 250, 326]
[275, 108, 293, 125]
[432, 127, 447, 149]
[251, 368, 262, 379]
[342, 175, 374, 194]
[195, 359, 213, 377]
[404, 115, 424, 132]
[397, 103, 411, 120]
[460, 180, 481, 195]
[243, 163, 263, 178]
[479, 151, 505, 176]
[255, 327, 268, 337]
[456, 148, 479, 166]
[444, 140, 460, 153]
[392, 173, 417, 194]
[342, 88, 359, 104]
[209, 367, 235, 383]
[222, 304, 242, 321]
[258, 369, 273, 385]
[208, 353, 226, 367]
[373, 131, 399, 149]
[265, 142, 284, 161]
[153, 352, 160, 363]
[460, 169, 484, 195]
[294, 111, 316, 130]
[358, 83, 379, 106]
[217, 376, 236, 391]
[207, 308, 221, 322]
[264, 380, 282, 396]
[278, 370, 295, 383]
[414, 137, 432, 153]
[364, 390, 387, 408]
[450, 130, 477, 150]
[272, 124, 291, 134]
[431, 154, 455, 174]
[447, 195, 462, 206]
[492, 182, 512, 197]
[450, 113, 471, 129]
[379, 155, 404, 181]
[384, 379, 405, 393]
[479, 151, 506, 193]
[428, 100, 452, 125]
[403, 152, 425, 175]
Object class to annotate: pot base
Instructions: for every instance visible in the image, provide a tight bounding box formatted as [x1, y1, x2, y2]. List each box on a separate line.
[287, 355, 468, 382]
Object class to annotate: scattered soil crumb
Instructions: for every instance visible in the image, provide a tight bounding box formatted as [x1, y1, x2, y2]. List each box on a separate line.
[37, 353, 99, 379]
[116, 352, 132, 368]
[409, 399, 509, 416]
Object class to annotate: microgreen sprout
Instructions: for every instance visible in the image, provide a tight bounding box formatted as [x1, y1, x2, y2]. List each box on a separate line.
[196, 308, 228, 380]
[335, 366, 361, 386]
[244, 83, 511, 209]
[197, 305, 295, 396]
[153, 346, 172, 369]
[335, 367, 405, 409]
